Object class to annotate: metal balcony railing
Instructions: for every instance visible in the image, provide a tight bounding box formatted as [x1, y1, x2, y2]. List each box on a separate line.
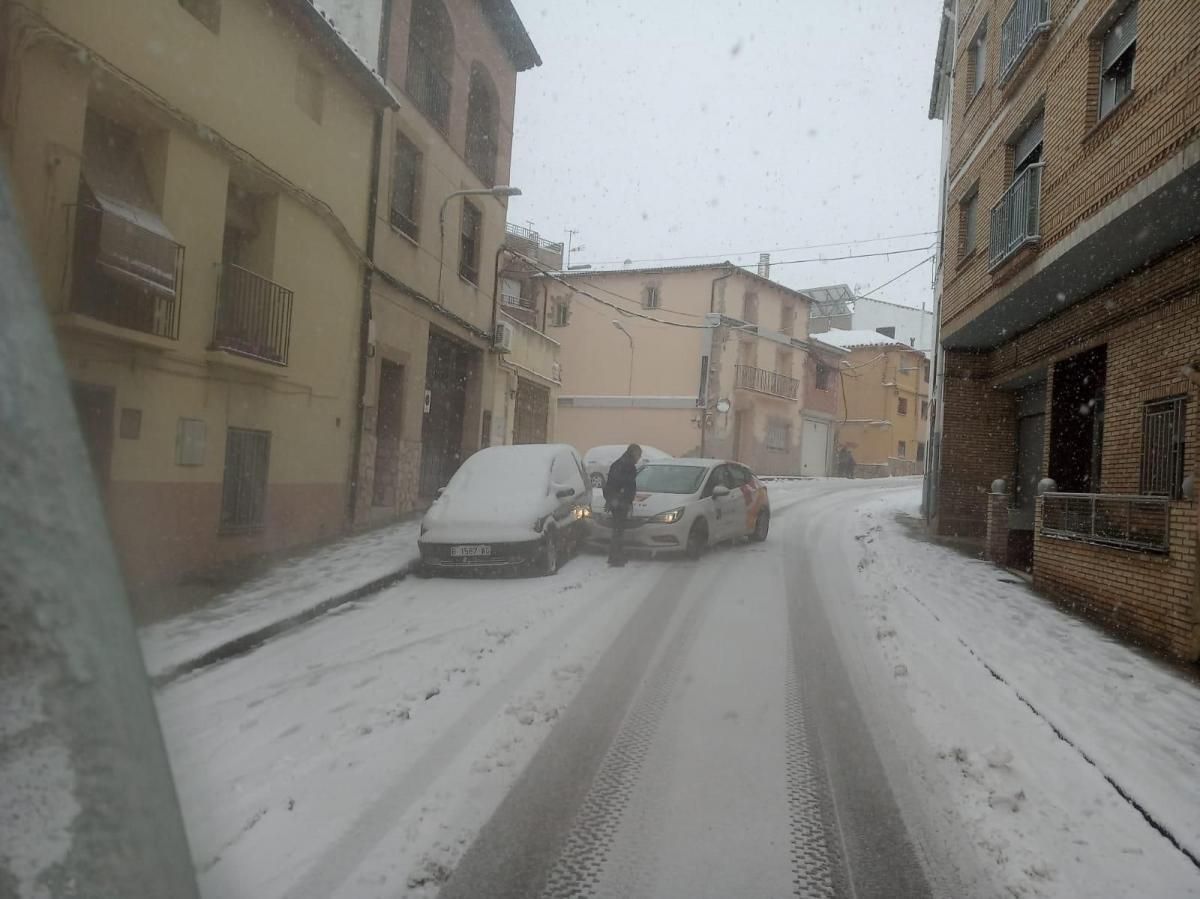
[734, 364, 800, 400]
[989, 164, 1043, 268]
[1000, 0, 1051, 82]
[212, 263, 293, 365]
[405, 44, 451, 132]
[1041, 492, 1171, 553]
[69, 204, 183, 340]
[504, 222, 565, 253]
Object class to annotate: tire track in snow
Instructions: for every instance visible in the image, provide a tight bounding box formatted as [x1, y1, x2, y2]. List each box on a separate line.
[279, 563, 651, 899]
[537, 575, 715, 898]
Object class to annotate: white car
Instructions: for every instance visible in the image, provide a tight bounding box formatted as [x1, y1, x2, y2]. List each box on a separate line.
[587, 458, 771, 558]
[583, 443, 672, 490]
[418, 444, 591, 576]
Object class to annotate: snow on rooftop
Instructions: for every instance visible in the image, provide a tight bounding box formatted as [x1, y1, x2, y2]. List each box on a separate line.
[814, 328, 913, 350]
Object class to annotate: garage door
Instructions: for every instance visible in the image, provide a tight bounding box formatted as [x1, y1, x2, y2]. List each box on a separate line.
[800, 418, 830, 476]
[513, 378, 550, 444]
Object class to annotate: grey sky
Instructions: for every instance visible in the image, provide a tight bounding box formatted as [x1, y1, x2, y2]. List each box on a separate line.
[506, 0, 943, 310]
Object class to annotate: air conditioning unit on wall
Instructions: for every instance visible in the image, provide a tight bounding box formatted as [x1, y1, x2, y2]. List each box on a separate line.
[493, 320, 514, 353]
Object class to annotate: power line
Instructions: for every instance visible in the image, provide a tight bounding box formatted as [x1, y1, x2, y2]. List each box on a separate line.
[577, 229, 940, 267]
[733, 243, 935, 271]
[858, 255, 936, 299]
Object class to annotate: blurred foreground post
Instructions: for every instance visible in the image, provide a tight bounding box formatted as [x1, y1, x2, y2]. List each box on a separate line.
[0, 167, 200, 896]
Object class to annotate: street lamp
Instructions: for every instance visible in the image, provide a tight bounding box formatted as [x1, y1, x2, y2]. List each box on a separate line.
[437, 185, 522, 305]
[611, 319, 634, 395]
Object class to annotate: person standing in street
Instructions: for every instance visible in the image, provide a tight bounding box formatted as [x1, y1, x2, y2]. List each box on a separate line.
[603, 443, 642, 567]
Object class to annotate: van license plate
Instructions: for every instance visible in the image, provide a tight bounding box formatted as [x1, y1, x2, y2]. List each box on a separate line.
[451, 544, 492, 557]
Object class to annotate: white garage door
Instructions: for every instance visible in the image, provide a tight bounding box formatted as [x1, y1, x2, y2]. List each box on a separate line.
[800, 418, 830, 476]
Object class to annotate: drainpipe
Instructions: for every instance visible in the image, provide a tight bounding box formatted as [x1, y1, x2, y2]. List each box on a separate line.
[491, 243, 507, 339]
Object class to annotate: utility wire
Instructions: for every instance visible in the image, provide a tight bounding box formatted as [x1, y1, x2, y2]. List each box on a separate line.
[578, 229, 940, 267]
[731, 243, 935, 271]
[858, 254, 936, 299]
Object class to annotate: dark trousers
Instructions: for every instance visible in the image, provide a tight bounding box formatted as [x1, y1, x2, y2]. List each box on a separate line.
[608, 504, 630, 561]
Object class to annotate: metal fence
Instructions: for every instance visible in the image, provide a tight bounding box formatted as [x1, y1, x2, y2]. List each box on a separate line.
[1000, 0, 1051, 81]
[504, 222, 564, 253]
[405, 44, 451, 132]
[989, 164, 1043, 268]
[69, 204, 183, 340]
[734, 364, 800, 400]
[1041, 492, 1171, 553]
[212, 263, 293, 365]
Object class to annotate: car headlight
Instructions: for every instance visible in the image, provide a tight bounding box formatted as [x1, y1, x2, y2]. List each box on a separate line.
[650, 507, 685, 524]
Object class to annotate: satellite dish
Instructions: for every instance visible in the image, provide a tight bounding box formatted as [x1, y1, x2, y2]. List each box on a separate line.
[715, 399, 731, 414]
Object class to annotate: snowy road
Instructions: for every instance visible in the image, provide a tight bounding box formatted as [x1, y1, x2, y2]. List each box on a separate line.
[158, 478, 1200, 899]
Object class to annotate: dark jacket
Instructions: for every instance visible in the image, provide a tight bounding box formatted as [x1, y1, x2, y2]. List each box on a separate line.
[604, 454, 639, 508]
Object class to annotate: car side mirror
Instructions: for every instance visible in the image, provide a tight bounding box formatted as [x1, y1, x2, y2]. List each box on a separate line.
[556, 486, 577, 499]
[712, 485, 730, 498]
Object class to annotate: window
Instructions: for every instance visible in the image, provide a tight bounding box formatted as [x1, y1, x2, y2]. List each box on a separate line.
[815, 362, 832, 390]
[897, 440, 907, 458]
[743, 292, 758, 323]
[960, 188, 979, 256]
[898, 397, 908, 416]
[916, 441, 927, 463]
[968, 18, 987, 96]
[921, 399, 930, 420]
[876, 326, 896, 339]
[1099, 1, 1138, 119]
[466, 65, 500, 186]
[923, 359, 931, 382]
[776, 348, 793, 378]
[781, 302, 796, 335]
[1140, 396, 1186, 498]
[390, 133, 422, 240]
[459, 200, 482, 284]
[551, 300, 571, 327]
[501, 278, 524, 308]
[295, 59, 325, 124]
[766, 421, 790, 452]
[406, 0, 455, 131]
[73, 110, 182, 339]
[1013, 112, 1043, 177]
[179, 0, 220, 33]
[727, 465, 752, 487]
[643, 285, 661, 309]
[176, 418, 206, 466]
[220, 428, 270, 530]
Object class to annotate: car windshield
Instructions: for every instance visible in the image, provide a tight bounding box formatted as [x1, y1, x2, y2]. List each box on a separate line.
[635, 464, 706, 494]
[8, 1, 1197, 897]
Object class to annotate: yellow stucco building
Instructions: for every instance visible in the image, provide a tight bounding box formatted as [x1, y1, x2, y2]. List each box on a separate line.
[545, 264, 838, 476]
[1, 0, 395, 610]
[347, 0, 555, 525]
[814, 330, 931, 476]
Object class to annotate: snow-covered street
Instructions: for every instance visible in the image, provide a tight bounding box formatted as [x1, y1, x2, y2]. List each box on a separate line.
[154, 478, 1200, 898]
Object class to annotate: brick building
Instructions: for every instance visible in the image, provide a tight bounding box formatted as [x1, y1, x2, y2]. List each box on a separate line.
[927, 0, 1200, 659]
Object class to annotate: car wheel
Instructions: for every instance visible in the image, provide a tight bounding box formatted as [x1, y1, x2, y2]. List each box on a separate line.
[686, 520, 709, 559]
[590, 473, 605, 489]
[751, 510, 770, 542]
[537, 528, 560, 576]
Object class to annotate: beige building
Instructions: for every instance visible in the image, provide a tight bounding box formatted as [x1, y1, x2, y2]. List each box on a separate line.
[349, 0, 555, 525]
[546, 264, 831, 476]
[815, 330, 931, 476]
[1, 0, 395, 606]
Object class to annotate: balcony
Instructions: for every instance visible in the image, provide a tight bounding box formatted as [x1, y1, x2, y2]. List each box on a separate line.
[1041, 492, 1170, 553]
[504, 223, 565, 269]
[734, 364, 800, 400]
[69, 203, 183, 340]
[999, 0, 1051, 83]
[212, 263, 293, 366]
[405, 45, 451, 133]
[989, 164, 1043, 269]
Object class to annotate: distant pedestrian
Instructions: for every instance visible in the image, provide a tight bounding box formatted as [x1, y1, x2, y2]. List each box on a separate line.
[837, 445, 856, 479]
[603, 443, 642, 566]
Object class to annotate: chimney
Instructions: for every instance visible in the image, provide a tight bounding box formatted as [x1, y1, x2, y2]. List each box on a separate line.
[757, 253, 770, 278]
